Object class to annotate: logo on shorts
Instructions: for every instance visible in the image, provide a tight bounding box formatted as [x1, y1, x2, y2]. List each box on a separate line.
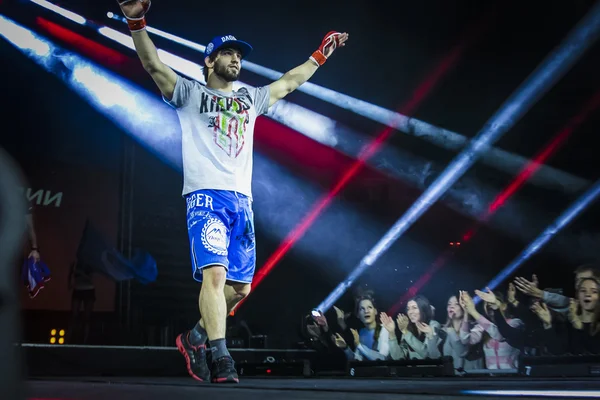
[201, 218, 228, 255]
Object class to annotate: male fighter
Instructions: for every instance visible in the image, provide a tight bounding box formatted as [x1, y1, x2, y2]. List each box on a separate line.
[117, 0, 348, 383]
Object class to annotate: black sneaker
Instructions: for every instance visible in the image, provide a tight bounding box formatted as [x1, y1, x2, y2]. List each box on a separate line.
[176, 332, 211, 382]
[211, 355, 239, 383]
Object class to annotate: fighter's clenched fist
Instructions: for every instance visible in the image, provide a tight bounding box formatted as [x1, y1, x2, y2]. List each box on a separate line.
[117, 0, 151, 31]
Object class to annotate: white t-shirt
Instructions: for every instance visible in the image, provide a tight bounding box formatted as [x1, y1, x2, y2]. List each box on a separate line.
[164, 75, 270, 197]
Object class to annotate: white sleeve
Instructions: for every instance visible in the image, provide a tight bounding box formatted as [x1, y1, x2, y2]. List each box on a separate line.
[251, 86, 270, 116]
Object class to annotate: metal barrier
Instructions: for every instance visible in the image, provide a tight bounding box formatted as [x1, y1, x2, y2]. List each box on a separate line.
[0, 146, 27, 400]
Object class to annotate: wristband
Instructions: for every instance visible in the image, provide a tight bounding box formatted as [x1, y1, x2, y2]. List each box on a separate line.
[127, 17, 147, 32]
[310, 50, 326, 66]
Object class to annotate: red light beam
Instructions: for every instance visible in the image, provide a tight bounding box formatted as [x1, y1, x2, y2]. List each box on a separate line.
[233, 13, 496, 314]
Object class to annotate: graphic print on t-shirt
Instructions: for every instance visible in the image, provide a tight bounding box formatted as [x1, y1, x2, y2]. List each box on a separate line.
[201, 88, 252, 158]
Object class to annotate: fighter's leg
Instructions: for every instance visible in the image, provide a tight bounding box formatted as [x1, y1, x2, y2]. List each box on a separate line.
[220, 194, 256, 314]
[201, 194, 253, 383]
[177, 190, 232, 382]
[197, 281, 250, 332]
[224, 281, 251, 314]
[199, 266, 228, 341]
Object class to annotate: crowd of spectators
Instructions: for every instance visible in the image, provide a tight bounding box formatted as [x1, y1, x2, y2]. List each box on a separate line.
[303, 263, 600, 373]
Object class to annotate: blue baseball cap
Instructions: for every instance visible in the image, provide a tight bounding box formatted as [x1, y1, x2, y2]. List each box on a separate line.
[204, 34, 253, 59]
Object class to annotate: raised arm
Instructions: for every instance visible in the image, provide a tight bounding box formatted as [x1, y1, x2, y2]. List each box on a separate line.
[268, 31, 349, 107]
[118, 0, 178, 100]
[460, 320, 484, 345]
[494, 311, 525, 349]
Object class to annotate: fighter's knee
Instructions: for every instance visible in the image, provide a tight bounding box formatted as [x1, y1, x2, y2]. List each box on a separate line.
[202, 265, 227, 288]
[236, 284, 251, 299]
[229, 283, 250, 300]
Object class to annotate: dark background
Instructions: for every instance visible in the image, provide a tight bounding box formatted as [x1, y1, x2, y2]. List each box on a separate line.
[1, 0, 599, 347]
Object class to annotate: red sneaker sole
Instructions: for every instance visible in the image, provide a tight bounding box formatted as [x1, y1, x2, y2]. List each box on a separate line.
[212, 376, 240, 384]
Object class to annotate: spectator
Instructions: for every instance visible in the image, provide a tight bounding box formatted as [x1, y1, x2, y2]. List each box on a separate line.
[459, 289, 522, 369]
[333, 292, 389, 361]
[568, 277, 600, 354]
[301, 312, 349, 371]
[529, 299, 569, 356]
[531, 277, 600, 356]
[437, 294, 484, 371]
[385, 295, 441, 360]
[490, 282, 546, 356]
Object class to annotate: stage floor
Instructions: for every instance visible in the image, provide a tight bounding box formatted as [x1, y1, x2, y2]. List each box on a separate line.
[25, 376, 600, 400]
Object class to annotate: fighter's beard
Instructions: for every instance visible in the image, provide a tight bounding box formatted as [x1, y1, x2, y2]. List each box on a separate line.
[214, 63, 239, 82]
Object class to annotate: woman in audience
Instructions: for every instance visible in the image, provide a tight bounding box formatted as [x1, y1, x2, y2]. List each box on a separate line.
[571, 277, 600, 351]
[531, 277, 600, 355]
[459, 290, 522, 369]
[437, 294, 484, 371]
[567, 277, 600, 354]
[490, 282, 546, 356]
[382, 295, 441, 360]
[333, 292, 390, 361]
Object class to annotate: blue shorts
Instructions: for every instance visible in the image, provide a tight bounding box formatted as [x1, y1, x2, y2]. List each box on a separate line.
[185, 189, 255, 284]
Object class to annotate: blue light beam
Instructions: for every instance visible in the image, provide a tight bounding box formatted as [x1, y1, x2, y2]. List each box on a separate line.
[315, 1, 600, 314]
[0, 14, 182, 170]
[29, 0, 86, 25]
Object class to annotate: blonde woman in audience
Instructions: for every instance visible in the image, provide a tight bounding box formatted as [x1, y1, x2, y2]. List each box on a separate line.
[569, 277, 600, 354]
[530, 277, 600, 355]
[459, 290, 522, 369]
[381, 295, 441, 360]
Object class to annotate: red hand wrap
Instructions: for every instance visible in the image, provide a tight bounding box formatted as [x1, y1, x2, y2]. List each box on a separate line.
[309, 31, 341, 66]
[310, 50, 327, 66]
[118, 0, 151, 31]
[127, 17, 147, 31]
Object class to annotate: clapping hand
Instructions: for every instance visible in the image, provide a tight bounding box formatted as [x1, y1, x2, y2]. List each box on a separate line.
[507, 282, 518, 305]
[416, 321, 433, 337]
[333, 305, 348, 329]
[350, 328, 360, 347]
[475, 287, 498, 309]
[332, 333, 347, 349]
[514, 275, 543, 299]
[568, 298, 583, 330]
[530, 301, 552, 327]
[380, 312, 396, 334]
[396, 314, 409, 333]
[460, 290, 477, 313]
